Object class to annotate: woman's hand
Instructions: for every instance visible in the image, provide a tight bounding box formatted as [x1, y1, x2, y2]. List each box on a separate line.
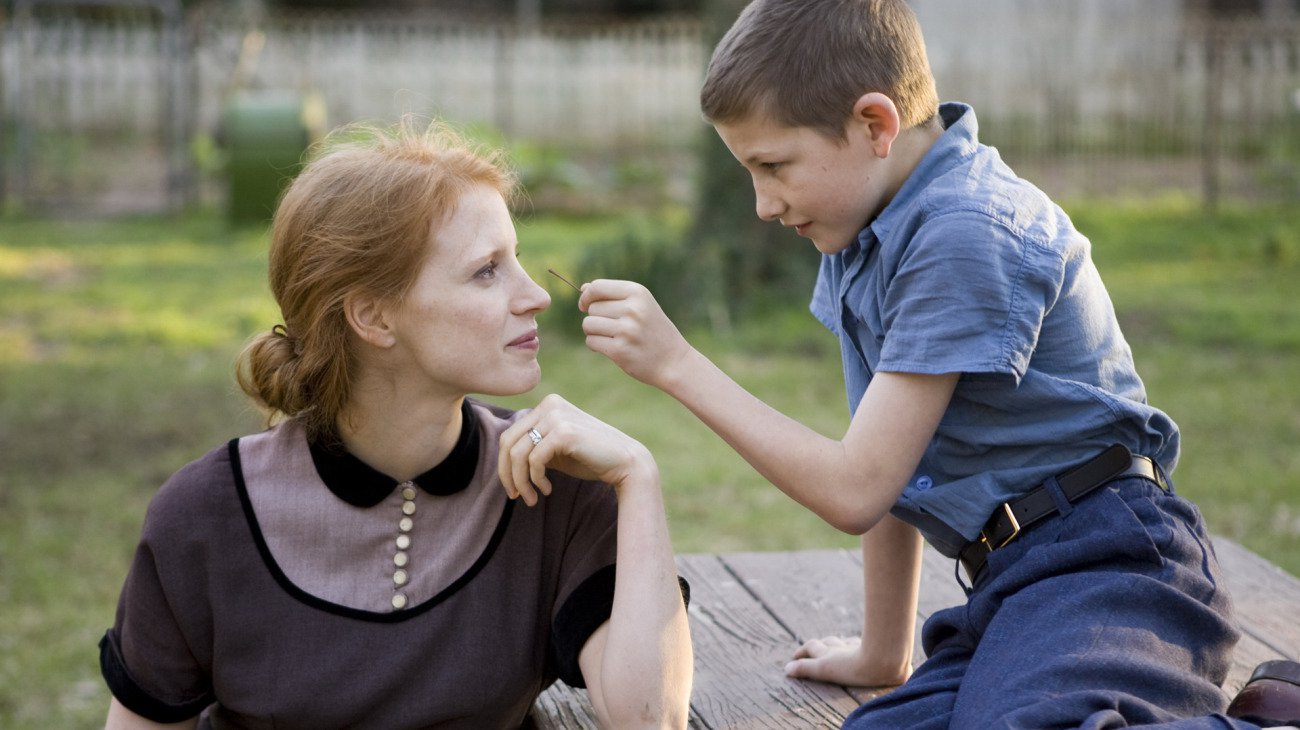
[498, 393, 656, 506]
[784, 634, 912, 688]
[578, 279, 694, 390]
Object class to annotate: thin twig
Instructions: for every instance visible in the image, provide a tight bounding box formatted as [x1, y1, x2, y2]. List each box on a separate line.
[547, 268, 582, 292]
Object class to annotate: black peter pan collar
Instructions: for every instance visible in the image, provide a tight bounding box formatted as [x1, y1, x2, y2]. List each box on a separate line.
[307, 401, 481, 508]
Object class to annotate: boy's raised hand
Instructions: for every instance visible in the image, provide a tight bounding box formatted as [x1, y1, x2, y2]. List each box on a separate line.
[578, 279, 693, 389]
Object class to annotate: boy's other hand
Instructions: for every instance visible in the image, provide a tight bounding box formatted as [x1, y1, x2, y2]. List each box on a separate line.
[785, 635, 912, 689]
[578, 279, 693, 389]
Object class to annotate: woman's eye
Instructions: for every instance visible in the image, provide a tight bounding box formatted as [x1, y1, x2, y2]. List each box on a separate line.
[762, 161, 783, 173]
[475, 262, 498, 280]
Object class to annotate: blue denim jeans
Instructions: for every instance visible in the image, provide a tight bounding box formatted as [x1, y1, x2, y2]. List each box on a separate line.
[843, 477, 1263, 729]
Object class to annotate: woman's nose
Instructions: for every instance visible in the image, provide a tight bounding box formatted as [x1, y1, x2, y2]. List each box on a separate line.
[518, 272, 551, 313]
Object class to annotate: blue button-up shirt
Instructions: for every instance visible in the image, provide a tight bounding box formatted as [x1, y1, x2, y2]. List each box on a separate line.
[810, 103, 1179, 554]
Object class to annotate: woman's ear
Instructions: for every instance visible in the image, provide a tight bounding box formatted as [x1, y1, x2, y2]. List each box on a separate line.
[850, 92, 902, 158]
[344, 292, 397, 348]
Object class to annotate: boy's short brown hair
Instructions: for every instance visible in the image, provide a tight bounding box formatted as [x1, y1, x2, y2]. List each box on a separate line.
[701, 0, 939, 139]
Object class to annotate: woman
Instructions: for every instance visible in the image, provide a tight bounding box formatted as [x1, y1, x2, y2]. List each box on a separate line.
[100, 119, 693, 729]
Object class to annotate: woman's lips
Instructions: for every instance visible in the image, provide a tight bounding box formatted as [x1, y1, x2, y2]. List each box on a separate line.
[508, 330, 539, 350]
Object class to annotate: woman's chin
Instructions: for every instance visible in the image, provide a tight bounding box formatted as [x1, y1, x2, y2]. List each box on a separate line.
[477, 370, 543, 398]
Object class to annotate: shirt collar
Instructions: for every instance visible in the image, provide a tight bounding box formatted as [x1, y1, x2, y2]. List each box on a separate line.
[308, 400, 481, 508]
[860, 102, 980, 250]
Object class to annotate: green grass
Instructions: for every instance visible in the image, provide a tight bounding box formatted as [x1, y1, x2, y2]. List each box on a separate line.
[2, 198, 1298, 728]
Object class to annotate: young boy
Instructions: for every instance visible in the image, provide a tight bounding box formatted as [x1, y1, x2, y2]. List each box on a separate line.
[552, 0, 1300, 727]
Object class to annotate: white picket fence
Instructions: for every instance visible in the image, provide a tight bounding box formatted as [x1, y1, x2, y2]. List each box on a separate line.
[4, 11, 708, 144]
[3, 1, 1300, 213]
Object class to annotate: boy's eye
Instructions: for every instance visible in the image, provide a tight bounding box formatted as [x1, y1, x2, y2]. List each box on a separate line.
[761, 161, 783, 173]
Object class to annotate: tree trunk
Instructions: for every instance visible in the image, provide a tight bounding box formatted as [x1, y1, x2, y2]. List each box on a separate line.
[689, 0, 818, 329]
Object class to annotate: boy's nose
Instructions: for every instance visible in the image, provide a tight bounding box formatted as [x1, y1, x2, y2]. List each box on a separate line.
[755, 188, 785, 222]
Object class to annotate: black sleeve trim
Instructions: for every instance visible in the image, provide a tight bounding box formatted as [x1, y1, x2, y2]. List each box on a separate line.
[99, 630, 213, 723]
[550, 566, 691, 688]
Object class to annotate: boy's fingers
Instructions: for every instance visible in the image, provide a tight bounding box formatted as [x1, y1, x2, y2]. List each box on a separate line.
[581, 315, 621, 339]
[583, 297, 635, 321]
[579, 278, 641, 308]
[784, 659, 805, 677]
[587, 278, 641, 296]
[792, 639, 823, 660]
[584, 334, 619, 361]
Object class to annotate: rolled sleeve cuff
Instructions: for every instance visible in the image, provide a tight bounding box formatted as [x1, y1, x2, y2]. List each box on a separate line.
[99, 629, 213, 723]
[550, 566, 691, 688]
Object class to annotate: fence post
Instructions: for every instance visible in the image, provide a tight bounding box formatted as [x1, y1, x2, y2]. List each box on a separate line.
[1201, 19, 1224, 213]
[9, 0, 193, 215]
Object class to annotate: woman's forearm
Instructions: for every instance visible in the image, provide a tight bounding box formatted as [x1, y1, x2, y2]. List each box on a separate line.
[593, 461, 693, 728]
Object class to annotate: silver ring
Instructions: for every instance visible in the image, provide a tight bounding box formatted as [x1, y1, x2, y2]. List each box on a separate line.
[527, 428, 543, 446]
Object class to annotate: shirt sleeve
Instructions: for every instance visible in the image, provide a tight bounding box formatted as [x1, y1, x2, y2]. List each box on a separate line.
[551, 566, 691, 689]
[546, 477, 617, 688]
[545, 477, 689, 688]
[876, 209, 1065, 383]
[100, 462, 218, 721]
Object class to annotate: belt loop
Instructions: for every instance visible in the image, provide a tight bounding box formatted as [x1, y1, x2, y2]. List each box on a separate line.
[1042, 475, 1073, 517]
[954, 557, 973, 597]
[1154, 460, 1174, 493]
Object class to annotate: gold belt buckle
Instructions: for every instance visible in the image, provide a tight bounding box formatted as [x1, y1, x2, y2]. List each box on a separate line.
[980, 503, 1022, 550]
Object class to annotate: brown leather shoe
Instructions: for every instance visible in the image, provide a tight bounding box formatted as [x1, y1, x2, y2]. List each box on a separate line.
[1227, 660, 1300, 726]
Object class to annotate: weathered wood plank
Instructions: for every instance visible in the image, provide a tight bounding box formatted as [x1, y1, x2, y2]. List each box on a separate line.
[1212, 536, 1300, 695]
[533, 540, 1300, 728]
[720, 549, 882, 707]
[531, 683, 599, 729]
[675, 553, 860, 728]
[1214, 537, 1300, 660]
[723, 547, 969, 707]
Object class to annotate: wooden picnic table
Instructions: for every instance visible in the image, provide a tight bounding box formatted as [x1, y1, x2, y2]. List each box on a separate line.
[532, 539, 1300, 728]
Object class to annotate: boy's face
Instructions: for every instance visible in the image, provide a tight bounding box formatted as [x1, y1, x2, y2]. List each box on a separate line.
[715, 112, 887, 255]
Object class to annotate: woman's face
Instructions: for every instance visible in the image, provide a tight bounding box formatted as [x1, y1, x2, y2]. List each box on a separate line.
[384, 183, 551, 399]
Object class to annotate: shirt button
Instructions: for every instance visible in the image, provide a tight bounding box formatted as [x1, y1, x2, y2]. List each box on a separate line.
[401, 484, 417, 501]
[394, 552, 409, 567]
[393, 569, 409, 586]
[395, 534, 411, 550]
[391, 593, 408, 610]
[916, 476, 933, 491]
[402, 500, 416, 516]
[398, 517, 413, 533]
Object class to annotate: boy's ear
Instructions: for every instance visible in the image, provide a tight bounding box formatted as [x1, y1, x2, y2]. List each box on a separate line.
[344, 292, 398, 348]
[850, 92, 901, 158]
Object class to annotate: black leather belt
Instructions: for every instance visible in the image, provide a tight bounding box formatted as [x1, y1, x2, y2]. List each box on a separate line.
[957, 444, 1169, 585]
